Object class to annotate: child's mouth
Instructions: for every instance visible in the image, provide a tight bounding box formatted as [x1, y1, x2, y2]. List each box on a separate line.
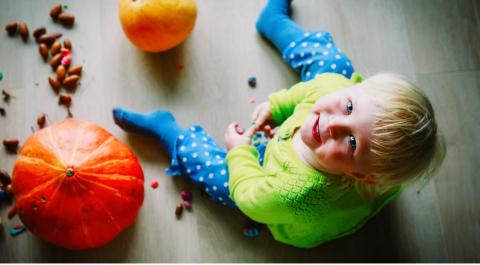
[312, 115, 322, 144]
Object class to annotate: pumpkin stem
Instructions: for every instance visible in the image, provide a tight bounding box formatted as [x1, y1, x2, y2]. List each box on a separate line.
[66, 168, 75, 177]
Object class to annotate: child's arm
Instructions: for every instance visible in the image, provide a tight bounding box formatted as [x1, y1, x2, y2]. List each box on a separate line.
[225, 125, 296, 224]
[226, 145, 296, 224]
[252, 81, 313, 127]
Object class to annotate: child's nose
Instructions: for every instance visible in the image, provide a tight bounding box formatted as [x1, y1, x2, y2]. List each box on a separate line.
[327, 116, 350, 138]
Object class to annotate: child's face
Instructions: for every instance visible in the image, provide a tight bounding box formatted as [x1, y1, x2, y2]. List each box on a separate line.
[299, 85, 378, 179]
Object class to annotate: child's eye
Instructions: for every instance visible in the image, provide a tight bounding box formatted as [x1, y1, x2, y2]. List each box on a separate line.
[349, 135, 357, 151]
[346, 100, 353, 114]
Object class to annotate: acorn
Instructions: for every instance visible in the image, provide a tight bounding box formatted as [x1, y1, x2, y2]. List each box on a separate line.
[18, 22, 29, 42]
[5, 22, 18, 36]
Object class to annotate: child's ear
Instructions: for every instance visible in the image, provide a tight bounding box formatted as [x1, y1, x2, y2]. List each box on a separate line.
[349, 172, 376, 185]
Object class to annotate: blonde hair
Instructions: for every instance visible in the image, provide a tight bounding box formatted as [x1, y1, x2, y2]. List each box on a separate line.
[359, 73, 446, 194]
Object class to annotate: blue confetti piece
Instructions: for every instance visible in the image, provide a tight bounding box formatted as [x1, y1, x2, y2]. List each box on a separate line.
[252, 131, 270, 148]
[10, 226, 27, 237]
[243, 225, 260, 237]
[248, 77, 257, 88]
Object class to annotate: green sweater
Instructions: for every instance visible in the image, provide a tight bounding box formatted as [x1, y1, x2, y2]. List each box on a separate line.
[226, 73, 401, 248]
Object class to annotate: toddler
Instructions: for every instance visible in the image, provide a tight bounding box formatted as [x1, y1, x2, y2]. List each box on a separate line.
[112, 0, 445, 248]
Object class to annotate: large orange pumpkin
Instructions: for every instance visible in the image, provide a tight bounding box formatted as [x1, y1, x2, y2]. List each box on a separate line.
[118, 0, 197, 52]
[11, 119, 144, 250]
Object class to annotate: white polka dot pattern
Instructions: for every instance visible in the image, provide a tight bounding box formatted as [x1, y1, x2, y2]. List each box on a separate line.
[281, 30, 355, 81]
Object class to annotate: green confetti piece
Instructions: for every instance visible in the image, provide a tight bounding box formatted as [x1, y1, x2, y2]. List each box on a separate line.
[0, 71, 3, 81]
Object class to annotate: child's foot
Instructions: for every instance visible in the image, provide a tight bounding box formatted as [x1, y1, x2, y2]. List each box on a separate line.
[112, 107, 176, 137]
[256, 0, 293, 37]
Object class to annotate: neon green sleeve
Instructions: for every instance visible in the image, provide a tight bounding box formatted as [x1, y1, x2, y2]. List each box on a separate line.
[268, 73, 364, 125]
[226, 145, 296, 224]
[268, 81, 312, 125]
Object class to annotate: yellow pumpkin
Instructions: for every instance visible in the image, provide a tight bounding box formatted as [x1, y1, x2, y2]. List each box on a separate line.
[119, 0, 197, 52]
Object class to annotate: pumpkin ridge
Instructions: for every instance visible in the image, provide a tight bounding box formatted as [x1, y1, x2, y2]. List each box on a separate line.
[47, 126, 68, 166]
[76, 171, 143, 183]
[77, 158, 134, 172]
[43, 177, 66, 209]
[16, 173, 63, 202]
[75, 174, 124, 198]
[71, 183, 95, 248]
[68, 123, 90, 166]
[75, 136, 115, 167]
[74, 178, 123, 232]
[17, 155, 65, 172]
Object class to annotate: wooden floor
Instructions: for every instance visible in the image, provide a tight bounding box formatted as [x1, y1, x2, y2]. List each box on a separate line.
[0, 0, 479, 262]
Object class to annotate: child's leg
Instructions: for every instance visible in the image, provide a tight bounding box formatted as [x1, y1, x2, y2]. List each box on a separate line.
[256, 0, 305, 53]
[169, 125, 236, 207]
[256, 0, 356, 82]
[112, 107, 184, 157]
[112, 108, 237, 208]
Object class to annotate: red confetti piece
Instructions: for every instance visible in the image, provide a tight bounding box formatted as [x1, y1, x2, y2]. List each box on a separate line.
[150, 180, 159, 189]
[13, 225, 23, 230]
[177, 63, 184, 70]
[61, 54, 71, 67]
[180, 190, 192, 201]
[182, 200, 191, 209]
[249, 97, 256, 104]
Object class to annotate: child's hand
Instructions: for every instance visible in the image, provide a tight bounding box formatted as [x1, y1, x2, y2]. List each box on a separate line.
[225, 122, 256, 151]
[251, 101, 272, 130]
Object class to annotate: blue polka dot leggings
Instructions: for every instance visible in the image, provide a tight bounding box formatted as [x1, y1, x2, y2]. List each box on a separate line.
[256, 0, 355, 81]
[166, 125, 267, 208]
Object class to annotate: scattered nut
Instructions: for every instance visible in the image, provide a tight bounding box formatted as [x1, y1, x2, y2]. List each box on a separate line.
[67, 65, 82, 76]
[50, 53, 62, 70]
[7, 206, 16, 219]
[3, 138, 19, 153]
[5, 22, 18, 36]
[67, 107, 73, 118]
[0, 168, 11, 186]
[62, 75, 79, 88]
[2, 89, 12, 103]
[48, 76, 61, 93]
[18, 22, 29, 42]
[56, 65, 66, 82]
[50, 41, 62, 56]
[37, 113, 47, 129]
[58, 13, 75, 28]
[39, 43, 49, 61]
[175, 203, 183, 217]
[63, 39, 72, 51]
[50, 3, 63, 20]
[38, 33, 62, 46]
[58, 93, 72, 106]
[5, 184, 13, 198]
[0, 107, 5, 116]
[32, 27, 46, 41]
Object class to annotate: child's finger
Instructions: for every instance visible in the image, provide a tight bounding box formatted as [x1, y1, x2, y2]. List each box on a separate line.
[254, 113, 268, 128]
[244, 125, 257, 139]
[226, 122, 239, 134]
